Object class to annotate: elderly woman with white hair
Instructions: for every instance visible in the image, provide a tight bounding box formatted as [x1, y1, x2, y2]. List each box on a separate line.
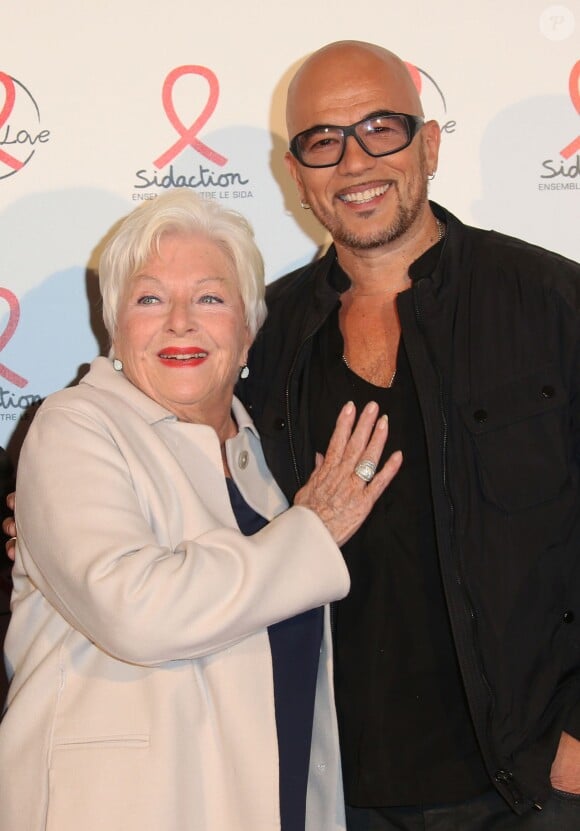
[0, 191, 401, 831]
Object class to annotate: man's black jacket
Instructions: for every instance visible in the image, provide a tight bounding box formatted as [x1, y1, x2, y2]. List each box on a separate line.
[238, 203, 580, 813]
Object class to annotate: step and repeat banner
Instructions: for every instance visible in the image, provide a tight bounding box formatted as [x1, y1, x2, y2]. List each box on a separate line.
[0, 0, 578, 464]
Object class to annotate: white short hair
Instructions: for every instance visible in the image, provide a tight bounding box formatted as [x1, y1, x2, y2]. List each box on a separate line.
[99, 190, 267, 341]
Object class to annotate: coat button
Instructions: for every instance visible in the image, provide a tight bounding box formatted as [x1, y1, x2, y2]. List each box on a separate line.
[563, 610, 575, 624]
[274, 418, 286, 430]
[541, 385, 555, 399]
[238, 451, 249, 470]
[473, 409, 488, 424]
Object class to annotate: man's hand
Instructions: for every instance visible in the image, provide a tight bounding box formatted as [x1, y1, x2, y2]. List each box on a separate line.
[550, 731, 580, 793]
[2, 491, 15, 561]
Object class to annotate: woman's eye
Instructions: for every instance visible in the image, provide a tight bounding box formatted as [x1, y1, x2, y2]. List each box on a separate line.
[199, 294, 223, 304]
[137, 295, 160, 305]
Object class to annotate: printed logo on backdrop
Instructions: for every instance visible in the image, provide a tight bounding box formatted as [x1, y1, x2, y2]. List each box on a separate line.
[0, 72, 50, 180]
[0, 287, 41, 429]
[133, 65, 253, 204]
[405, 62, 456, 137]
[0, 265, 101, 453]
[539, 61, 580, 191]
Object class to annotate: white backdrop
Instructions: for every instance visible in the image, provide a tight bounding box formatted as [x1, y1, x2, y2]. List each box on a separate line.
[0, 0, 578, 463]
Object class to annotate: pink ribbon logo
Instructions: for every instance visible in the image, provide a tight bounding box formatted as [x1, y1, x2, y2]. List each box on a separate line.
[0, 289, 28, 388]
[154, 65, 227, 170]
[0, 73, 25, 171]
[560, 61, 580, 159]
[404, 61, 447, 114]
[405, 62, 423, 95]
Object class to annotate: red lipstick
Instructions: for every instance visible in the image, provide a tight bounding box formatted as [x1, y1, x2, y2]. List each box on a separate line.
[157, 346, 208, 367]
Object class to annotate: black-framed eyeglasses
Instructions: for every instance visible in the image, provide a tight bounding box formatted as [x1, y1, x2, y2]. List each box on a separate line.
[289, 111, 425, 168]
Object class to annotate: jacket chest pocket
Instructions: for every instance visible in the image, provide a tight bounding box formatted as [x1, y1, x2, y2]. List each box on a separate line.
[459, 367, 570, 512]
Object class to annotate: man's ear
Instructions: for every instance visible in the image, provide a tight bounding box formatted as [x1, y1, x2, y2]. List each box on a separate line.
[422, 120, 442, 176]
[284, 150, 308, 204]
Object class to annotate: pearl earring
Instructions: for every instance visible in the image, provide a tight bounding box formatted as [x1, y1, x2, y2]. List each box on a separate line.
[240, 365, 250, 379]
[113, 358, 123, 371]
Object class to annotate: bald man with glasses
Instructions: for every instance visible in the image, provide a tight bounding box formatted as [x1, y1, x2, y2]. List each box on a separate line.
[238, 40, 580, 830]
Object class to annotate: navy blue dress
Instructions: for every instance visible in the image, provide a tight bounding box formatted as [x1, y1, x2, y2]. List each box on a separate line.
[226, 478, 323, 831]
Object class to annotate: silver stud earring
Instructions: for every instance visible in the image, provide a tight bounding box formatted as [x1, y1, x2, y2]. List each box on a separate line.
[113, 358, 123, 371]
[300, 200, 311, 210]
[240, 365, 250, 379]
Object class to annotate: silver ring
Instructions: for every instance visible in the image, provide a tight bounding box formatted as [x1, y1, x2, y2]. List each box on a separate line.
[354, 459, 377, 483]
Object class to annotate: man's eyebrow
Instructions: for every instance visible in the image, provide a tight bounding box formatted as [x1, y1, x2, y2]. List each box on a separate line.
[303, 110, 398, 131]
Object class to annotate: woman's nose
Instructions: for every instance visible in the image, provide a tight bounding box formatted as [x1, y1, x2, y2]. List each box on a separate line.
[166, 301, 197, 333]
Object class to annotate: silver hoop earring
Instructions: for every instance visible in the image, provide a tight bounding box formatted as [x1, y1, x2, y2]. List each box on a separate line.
[240, 365, 250, 380]
[113, 358, 123, 371]
[428, 171, 436, 181]
[300, 200, 311, 210]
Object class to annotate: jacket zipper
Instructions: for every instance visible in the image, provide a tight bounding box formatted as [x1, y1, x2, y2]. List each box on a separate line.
[285, 329, 319, 491]
[286, 378, 301, 490]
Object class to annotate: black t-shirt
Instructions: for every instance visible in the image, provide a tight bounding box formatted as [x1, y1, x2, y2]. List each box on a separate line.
[308, 265, 489, 807]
